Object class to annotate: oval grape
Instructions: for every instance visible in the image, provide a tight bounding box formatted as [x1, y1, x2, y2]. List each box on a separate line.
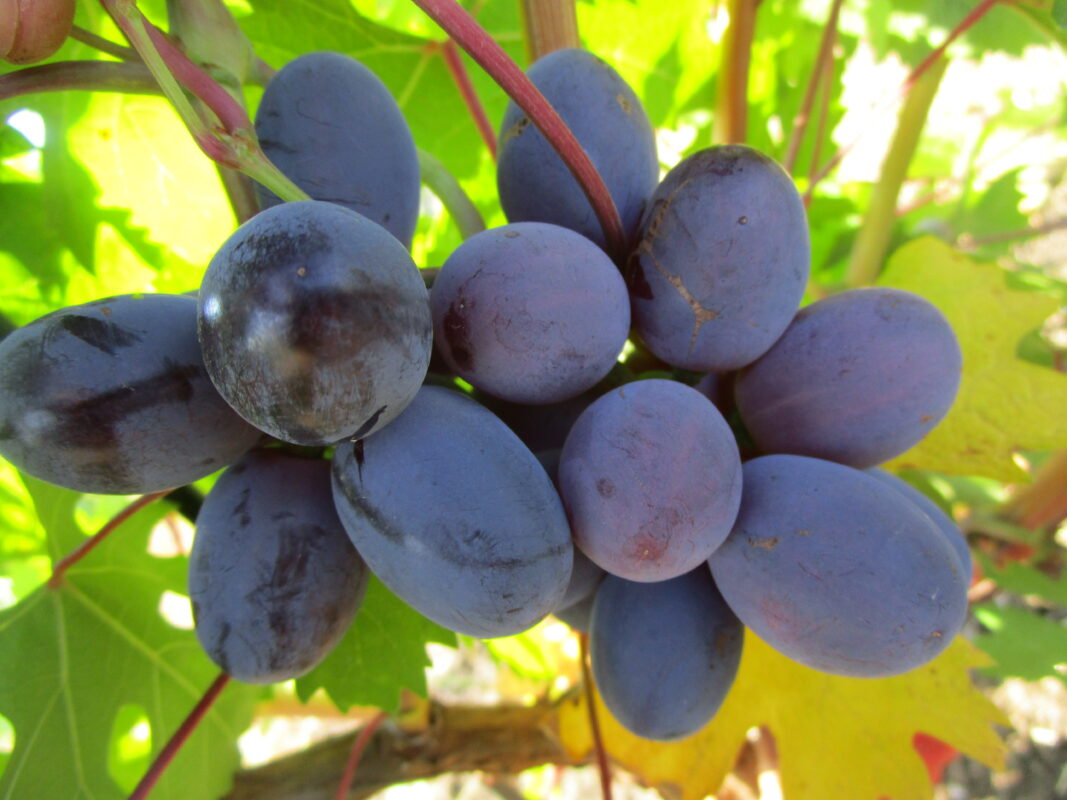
[189, 450, 368, 684]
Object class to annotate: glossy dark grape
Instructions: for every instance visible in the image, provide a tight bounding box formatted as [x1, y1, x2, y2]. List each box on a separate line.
[628, 145, 809, 372]
[331, 386, 573, 638]
[0, 293, 261, 494]
[198, 200, 432, 446]
[189, 449, 368, 684]
[496, 49, 658, 249]
[709, 455, 968, 677]
[734, 287, 962, 468]
[430, 223, 630, 404]
[254, 51, 420, 247]
[559, 379, 742, 582]
[590, 569, 743, 741]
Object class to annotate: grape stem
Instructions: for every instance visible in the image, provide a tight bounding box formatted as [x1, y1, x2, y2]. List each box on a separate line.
[807, 0, 1002, 195]
[0, 60, 157, 101]
[98, 0, 309, 203]
[713, 0, 759, 145]
[579, 632, 613, 800]
[408, 0, 628, 263]
[47, 490, 172, 590]
[518, 0, 580, 62]
[438, 39, 498, 160]
[128, 672, 231, 800]
[333, 711, 389, 800]
[69, 25, 140, 60]
[417, 147, 487, 240]
[782, 0, 843, 175]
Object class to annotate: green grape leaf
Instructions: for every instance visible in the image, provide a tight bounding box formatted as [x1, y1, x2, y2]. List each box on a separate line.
[0, 476, 260, 799]
[1054, 0, 1067, 28]
[973, 604, 1067, 685]
[976, 556, 1067, 607]
[295, 576, 456, 713]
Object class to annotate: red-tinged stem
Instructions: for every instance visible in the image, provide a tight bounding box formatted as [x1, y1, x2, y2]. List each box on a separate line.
[69, 24, 139, 60]
[334, 711, 389, 800]
[579, 632, 612, 800]
[439, 39, 498, 160]
[802, 50, 835, 210]
[0, 60, 158, 101]
[808, 0, 1001, 192]
[409, 0, 627, 262]
[783, 0, 842, 174]
[47, 490, 172, 590]
[128, 672, 231, 800]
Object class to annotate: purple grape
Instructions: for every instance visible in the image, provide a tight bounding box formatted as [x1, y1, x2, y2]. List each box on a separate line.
[0, 293, 261, 494]
[430, 223, 630, 404]
[590, 569, 743, 741]
[189, 450, 368, 684]
[254, 51, 420, 247]
[331, 386, 573, 638]
[709, 455, 968, 677]
[867, 468, 972, 581]
[198, 200, 431, 446]
[496, 49, 658, 249]
[734, 287, 962, 468]
[628, 145, 809, 371]
[559, 379, 742, 582]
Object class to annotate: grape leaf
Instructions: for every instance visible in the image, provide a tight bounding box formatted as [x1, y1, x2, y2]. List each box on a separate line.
[877, 236, 1067, 481]
[294, 576, 456, 713]
[560, 634, 1007, 800]
[0, 476, 260, 799]
[973, 604, 1067, 686]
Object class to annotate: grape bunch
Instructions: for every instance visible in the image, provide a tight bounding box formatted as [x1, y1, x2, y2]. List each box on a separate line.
[0, 44, 970, 744]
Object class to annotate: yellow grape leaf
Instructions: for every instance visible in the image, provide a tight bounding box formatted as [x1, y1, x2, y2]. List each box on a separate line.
[877, 236, 1067, 481]
[560, 634, 1007, 800]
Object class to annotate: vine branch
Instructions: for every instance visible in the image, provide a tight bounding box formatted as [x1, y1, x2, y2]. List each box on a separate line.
[438, 39, 498, 160]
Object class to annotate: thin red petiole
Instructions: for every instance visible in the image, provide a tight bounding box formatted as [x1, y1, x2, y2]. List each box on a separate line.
[334, 711, 389, 800]
[409, 0, 627, 262]
[579, 632, 613, 800]
[128, 672, 231, 800]
[440, 39, 498, 160]
[48, 490, 172, 590]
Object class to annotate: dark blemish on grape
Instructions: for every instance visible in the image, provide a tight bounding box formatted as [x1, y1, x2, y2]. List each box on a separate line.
[271, 511, 295, 522]
[443, 301, 473, 370]
[616, 93, 632, 114]
[501, 116, 529, 144]
[506, 608, 522, 614]
[502, 592, 514, 599]
[738, 216, 748, 225]
[234, 488, 252, 528]
[504, 231, 521, 239]
[628, 261, 654, 300]
[920, 414, 934, 423]
[268, 608, 290, 638]
[714, 630, 735, 654]
[342, 490, 406, 544]
[47, 362, 202, 449]
[231, 224, 331, 274]
[271, 526, 316, 587]
[749, 535, 779, 551]
[297, 267, 307, 277]
[57, 314, 142, 356]
[353, 439, 366, 481]
[213, 622, 232, 672]
[352, 405, 387, 439]
[630, 533, 666, 562]
[795, 529, 810, 536]
[596, 478, 615, 498]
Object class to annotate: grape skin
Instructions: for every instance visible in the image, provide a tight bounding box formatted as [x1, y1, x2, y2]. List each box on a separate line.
[254, 51, 421, 247]
[628, 145, 810, 372]
[331, 386, 574, 639]
[590, 569, 743, 741]
[198, 200, 432, 446]
[430, 223, 631, 404]
[559, 379, 742, 582]
[734, 287, 962, 468]
[0, 293, 261, 494]
[189, 450, 368, 684]
[709, 455, 969, 678]
[496, 49, 658, 249]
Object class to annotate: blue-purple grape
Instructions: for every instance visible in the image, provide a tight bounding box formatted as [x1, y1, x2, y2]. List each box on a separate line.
[734, 287, 962, 468]
[0, 293, 261, 494]
[198, 200, 431, 446]
[331, 386, 573, 638]
[254, 51, 420, 247]
[559, 379, 742, 582]
[590, 569, 743, 741]
[430, 223, 630, 404]
[496, 49, 658, 249]
[628, 145, 809, 371]
[189, 450, 368, 684]
[709, 455, 968, 677]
